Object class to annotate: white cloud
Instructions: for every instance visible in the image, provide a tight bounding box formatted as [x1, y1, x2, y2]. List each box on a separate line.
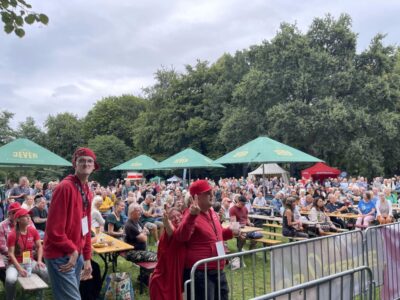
[0, 0, 399, 129]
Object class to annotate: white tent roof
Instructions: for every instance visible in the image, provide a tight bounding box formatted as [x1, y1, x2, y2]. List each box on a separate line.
[249, 163, 288, 175]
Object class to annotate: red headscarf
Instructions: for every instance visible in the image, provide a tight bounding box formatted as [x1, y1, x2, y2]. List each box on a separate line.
[72, 147, 99, 171]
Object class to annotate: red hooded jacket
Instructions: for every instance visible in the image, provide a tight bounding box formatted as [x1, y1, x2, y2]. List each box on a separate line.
[44, 175, 92, 260]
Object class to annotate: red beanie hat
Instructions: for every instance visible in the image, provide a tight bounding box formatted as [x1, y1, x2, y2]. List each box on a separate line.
[14, 208, 29, 219]
[72, 147, 99, 171]
[8, 202, 21, 213]
[189, 180, 212, 196]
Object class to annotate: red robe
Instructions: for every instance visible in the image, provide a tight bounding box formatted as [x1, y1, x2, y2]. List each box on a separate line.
[149, 231, 185, 300]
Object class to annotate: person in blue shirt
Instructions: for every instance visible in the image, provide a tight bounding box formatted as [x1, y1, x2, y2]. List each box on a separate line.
[356, 191, 376, 229]
[271, 192, 283, 216]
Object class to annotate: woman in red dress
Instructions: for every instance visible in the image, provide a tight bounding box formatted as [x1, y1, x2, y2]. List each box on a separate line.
[150, 205, 197, 300]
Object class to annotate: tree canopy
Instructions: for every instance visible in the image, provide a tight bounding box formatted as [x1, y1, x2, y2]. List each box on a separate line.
[2, 14, 400, 182]
[1, 0, 48, 37]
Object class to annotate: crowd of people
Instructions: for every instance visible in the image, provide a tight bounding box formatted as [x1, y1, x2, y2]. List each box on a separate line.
[1, 152, 400, 299]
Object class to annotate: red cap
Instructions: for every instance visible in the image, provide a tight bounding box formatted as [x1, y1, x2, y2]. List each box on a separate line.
[14, 208, 29, 219]
[72, 147, 99, 171]
[8, 202, 21, 213]
[189, 180, 212, 196]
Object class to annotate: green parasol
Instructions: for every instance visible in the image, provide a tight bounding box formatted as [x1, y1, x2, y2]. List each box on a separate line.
[111, 154, 159, 171]
[0, 138, 72, 167]
[157, 148, 224, 169]
[215, 136, 322, 164]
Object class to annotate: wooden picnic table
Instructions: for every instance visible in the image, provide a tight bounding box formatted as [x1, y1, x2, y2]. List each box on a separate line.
[248, 214, 282, 223]
[92, 233, 134, 284]
[300, 211, 360, 219]
[222, 223, 263, 234]
[252, 205, 273, 210]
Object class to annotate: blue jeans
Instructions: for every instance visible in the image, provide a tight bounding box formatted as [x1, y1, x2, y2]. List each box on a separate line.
[45, 255, 84, 300]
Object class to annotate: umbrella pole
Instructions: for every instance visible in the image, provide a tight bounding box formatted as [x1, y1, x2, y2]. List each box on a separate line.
[189, 169, 191, 183]
[262, 164, 266, 196]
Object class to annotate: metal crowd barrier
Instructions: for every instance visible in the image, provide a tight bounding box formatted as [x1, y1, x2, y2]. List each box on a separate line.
[183, 230, 364, 300]
[364, 221, 400, 300]
[183, 222, 400, 300]
[250, 266, 374, 300]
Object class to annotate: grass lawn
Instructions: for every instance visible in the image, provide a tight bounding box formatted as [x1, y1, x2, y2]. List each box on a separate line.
[0, 239, 274, 300]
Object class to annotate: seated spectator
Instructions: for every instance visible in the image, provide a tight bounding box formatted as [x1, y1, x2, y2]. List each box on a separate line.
[9, 177, 31, 205]
[384, 187, 397, 204]
[140, 194, 164, 245]
[0, 202, 21, 284]
[230, 195, 255, 251]
[124, 204, 157, 263]
[282, 198, 308, 238]
[309, 198, 337, 235]
[253, 191, 267, 210]
[104, 200, 125, 238]
[356, 191, 376, 228]
[99, 189, 114, 214]
[325, 194, 347, 228]
[6, 208, 49, 299]
[153, 195, 164, 221]
[271, 192, 284, 216]
[91, 196, 105, 233]
[220, 197, 232, 221]
[30, 195, 48, 239]
[300, 194, 314, 211]
[21, 195, 35, 211]
[376, 192, 393, 224]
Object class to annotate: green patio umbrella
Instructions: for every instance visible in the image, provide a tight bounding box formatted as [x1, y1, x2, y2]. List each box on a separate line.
[157, 148, 224, 184]
[157, 148, 225, 169]
[0, 138, 72, 167]
[111, 154, 159, 171]
[215, 136, 322, 164]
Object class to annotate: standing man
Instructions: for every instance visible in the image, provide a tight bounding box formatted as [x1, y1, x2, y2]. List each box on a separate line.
[44, 148, 98, 299]
[176, 180, 240, 300]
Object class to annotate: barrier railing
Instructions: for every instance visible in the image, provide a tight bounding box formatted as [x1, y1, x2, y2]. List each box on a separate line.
[364, 222, 400, 300]
[183, 230, 364, 300]
[249, 266, 374, 300]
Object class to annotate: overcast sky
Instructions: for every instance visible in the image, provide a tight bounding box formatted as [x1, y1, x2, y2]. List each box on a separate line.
[1, 0, 399, 129]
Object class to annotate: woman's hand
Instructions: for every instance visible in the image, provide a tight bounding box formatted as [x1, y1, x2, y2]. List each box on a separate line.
[18, 268, 28, 277]
[36, 261, 46, 270]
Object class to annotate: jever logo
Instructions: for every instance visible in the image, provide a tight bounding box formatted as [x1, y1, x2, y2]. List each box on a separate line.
[233, 151, 248, 158]
[12, 151, 39, 159]
[131, 162, 142, 167]
[174, 158, 189, 164]
[274, 149, 292, 156]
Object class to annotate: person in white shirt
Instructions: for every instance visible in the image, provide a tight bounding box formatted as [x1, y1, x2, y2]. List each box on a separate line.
[91, 195, 105, 232]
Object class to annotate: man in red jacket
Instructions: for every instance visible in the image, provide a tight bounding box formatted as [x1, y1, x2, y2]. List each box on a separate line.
[44, 148, 98, 299]
[176, 180, 240, 300]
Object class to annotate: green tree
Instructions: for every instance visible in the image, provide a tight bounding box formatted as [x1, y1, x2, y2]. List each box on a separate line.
[83, 95, 147, 147]
[44, 113, 84, 161]
[1, 0, 48, 37]
[0, 110, 14, 145]
[15, 116, 45, 144]
[87, 135, 131, 184]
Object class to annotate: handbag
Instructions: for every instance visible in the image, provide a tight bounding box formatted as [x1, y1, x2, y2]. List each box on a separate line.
[104, 272, 134, 300]
[247, 231, 263, 239]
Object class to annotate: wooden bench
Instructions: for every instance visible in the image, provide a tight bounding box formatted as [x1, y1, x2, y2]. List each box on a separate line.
[17, 274, 48, 300]
[262, 230, 307, 242]
[134, 261, 157, 294]
[254, 238, 282, 247]
[263, 223, 282, 230]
